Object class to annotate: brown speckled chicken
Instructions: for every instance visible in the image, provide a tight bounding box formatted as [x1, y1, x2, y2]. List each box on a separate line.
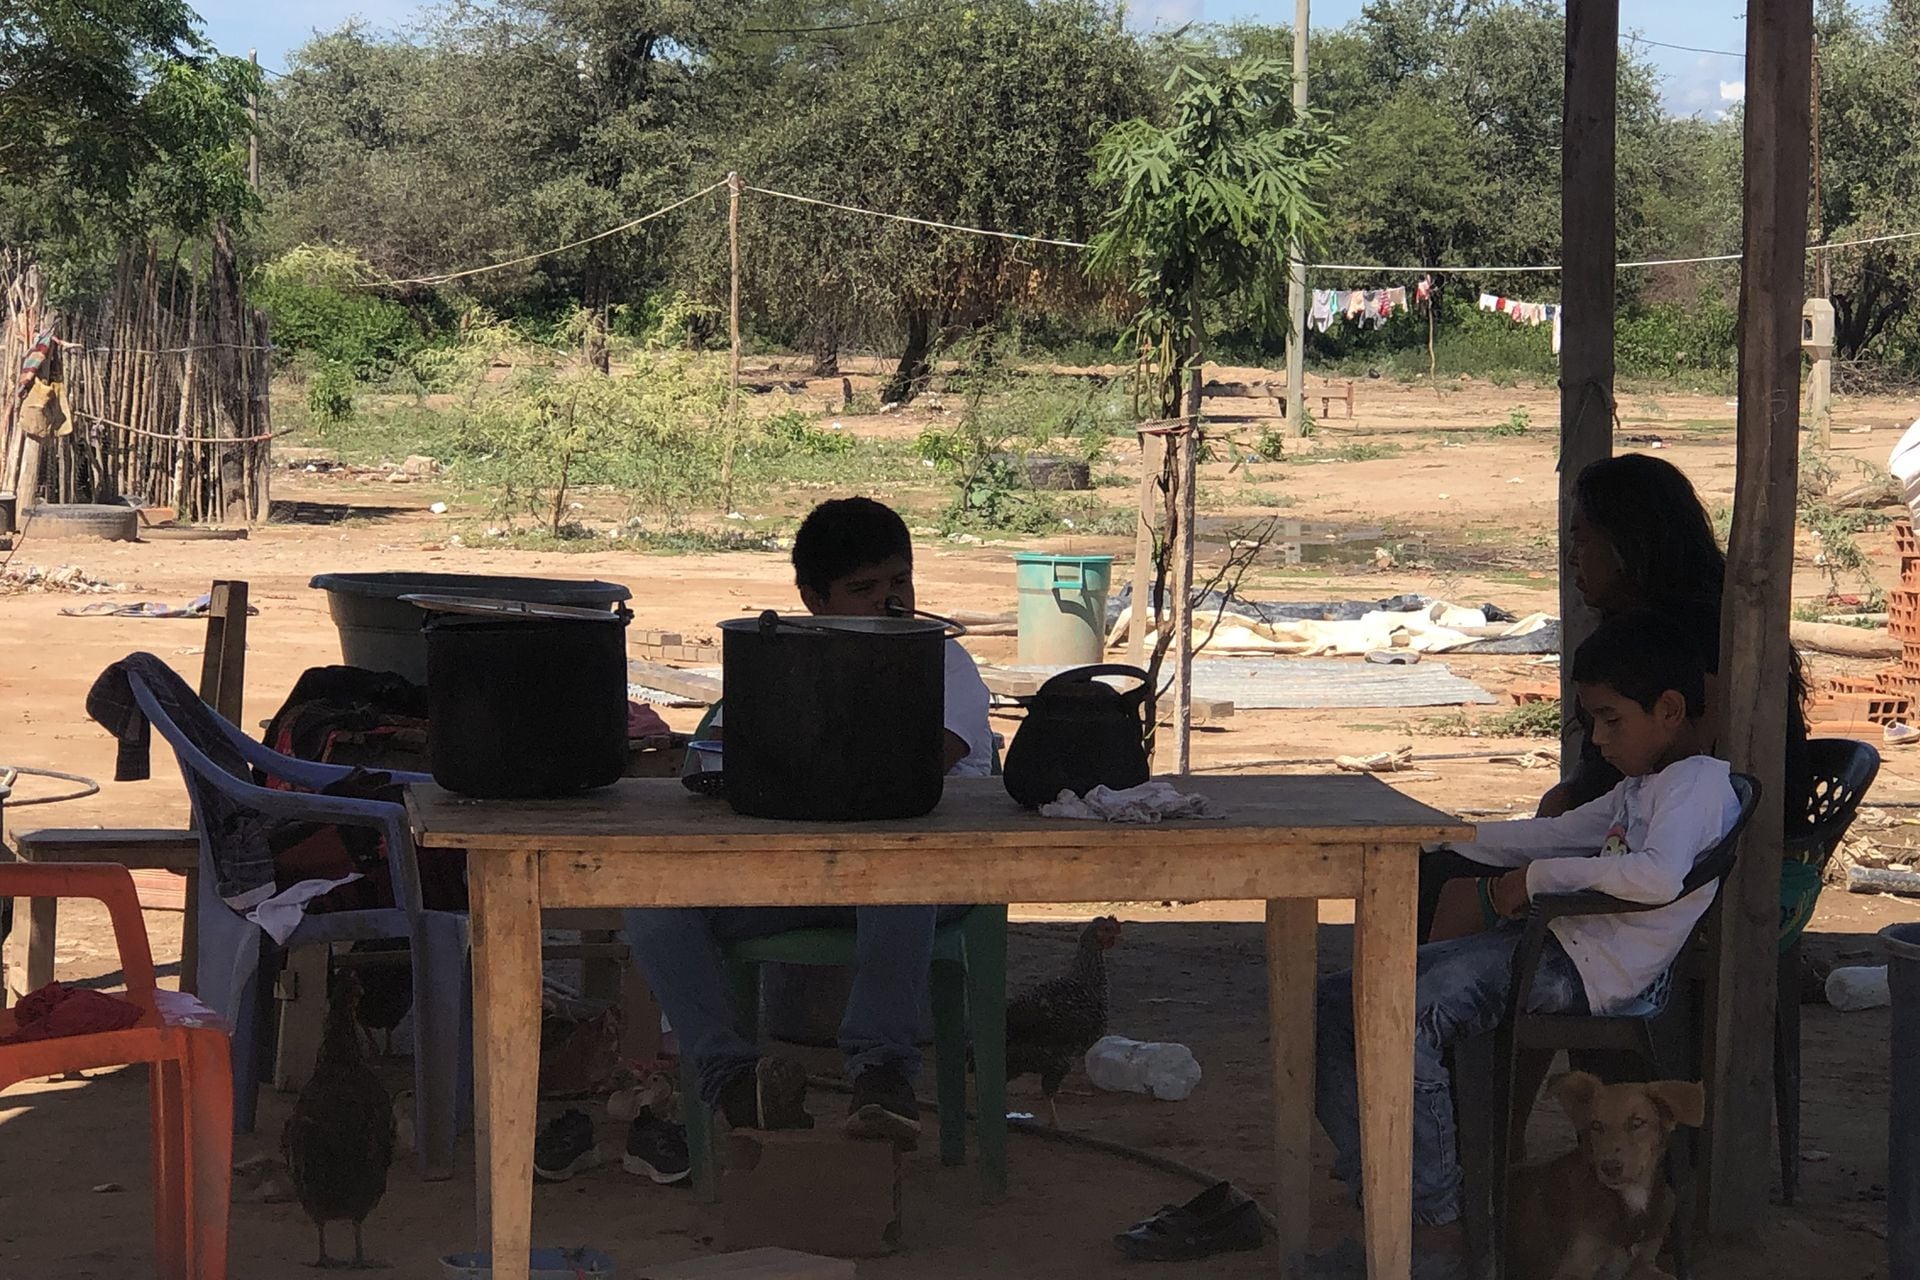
[282, 971, 394, 1269]
[1005, 915, 1121, 1126]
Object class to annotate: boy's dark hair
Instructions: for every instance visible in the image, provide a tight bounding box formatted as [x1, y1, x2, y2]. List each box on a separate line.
[792, 497, 913, 594]
[1571, 610, 1707, 717]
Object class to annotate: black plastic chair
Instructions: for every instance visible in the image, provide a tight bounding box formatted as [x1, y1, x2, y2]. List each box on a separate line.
[1775, 739, 1879, 1205]
[1457, 771, 1760, 1280]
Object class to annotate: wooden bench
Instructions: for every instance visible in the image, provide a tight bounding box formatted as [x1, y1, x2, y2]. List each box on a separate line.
[6, 829, 201, 1001]
[3, 579, 248, 1004]
[1320, 379, 1356, 420]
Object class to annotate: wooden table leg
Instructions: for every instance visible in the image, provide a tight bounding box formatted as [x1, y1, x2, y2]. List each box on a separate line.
[22, 896, 56, 1000]
[1267, 898, 1319, 1276]
[470, 850, 542, 1280]
[1354, 846, 1417, 1280]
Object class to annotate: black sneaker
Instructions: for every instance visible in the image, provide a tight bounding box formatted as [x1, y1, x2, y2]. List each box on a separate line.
[844, 1065, 921, 1148]
[718, 1054, 814, 1131]
[622, 1108, 691, 1185]
[533, 1108, 601, 1182]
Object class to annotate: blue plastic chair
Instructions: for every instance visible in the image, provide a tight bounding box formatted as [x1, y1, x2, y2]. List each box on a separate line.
[123, 666, 471, 1179]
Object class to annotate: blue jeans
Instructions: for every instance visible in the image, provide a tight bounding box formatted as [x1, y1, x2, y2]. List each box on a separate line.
[1315, 923, 1589, 1226]
[624, 905, 969, 1106]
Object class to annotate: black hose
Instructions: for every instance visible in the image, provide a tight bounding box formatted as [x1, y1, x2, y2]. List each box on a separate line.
[0, 765, 101, 807]
[806, 1073, 1278, 1235]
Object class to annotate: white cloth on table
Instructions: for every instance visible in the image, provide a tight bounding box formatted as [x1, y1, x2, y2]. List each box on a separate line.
[1040, 781, 1219, 824]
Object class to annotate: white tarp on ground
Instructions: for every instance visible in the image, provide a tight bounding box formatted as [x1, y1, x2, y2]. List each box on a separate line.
[1109, 598, 1554, 658]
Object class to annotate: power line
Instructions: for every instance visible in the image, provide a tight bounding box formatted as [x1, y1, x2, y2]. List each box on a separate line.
[1625, 33, 1746, 60]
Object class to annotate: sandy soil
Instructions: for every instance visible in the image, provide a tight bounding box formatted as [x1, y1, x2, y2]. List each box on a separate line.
[0, 375, 1914, 1277]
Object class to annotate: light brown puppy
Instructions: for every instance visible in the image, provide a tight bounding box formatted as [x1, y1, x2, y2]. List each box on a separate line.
[1507, 1072, 1706, 1280]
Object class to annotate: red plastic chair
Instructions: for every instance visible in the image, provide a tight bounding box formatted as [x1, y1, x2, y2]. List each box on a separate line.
[0, 863, 233, 1280]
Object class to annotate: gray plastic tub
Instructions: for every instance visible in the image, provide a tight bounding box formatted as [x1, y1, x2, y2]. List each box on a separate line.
[439, 1249, 614, 1279]
[311, 572, 631, 683]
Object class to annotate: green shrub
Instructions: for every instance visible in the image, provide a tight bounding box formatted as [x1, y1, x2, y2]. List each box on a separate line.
[308, 362, 355, 424]
[253, 247, 423, 379]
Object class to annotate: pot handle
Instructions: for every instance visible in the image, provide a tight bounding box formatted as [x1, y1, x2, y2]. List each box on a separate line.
[884, 597, 969, 639]
[1034, 664, 1152, 707]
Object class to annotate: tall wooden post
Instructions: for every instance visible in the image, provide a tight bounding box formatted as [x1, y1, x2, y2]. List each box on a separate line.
[722, 171, 743, 506]
[1556, 0, 1617, 767]
[728, 172, 743, 403]
[1708, 0, 1813, 1237]
[1284, 0, 1311, 437]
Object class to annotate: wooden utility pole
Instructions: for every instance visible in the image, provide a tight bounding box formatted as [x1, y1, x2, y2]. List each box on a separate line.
[721, 171, 743, 505]
[1708, 0, 1813, 1237]
[1811, 33, 1829, 301]
[1556, 0, 1617, 770]
[247, 50, 260, 191]
[1284, 0, 1311, 436]
[728, 171, 743, 404]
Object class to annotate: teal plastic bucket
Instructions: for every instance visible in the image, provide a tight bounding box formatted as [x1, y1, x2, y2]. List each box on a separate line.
[1013, 553, 1115, 665]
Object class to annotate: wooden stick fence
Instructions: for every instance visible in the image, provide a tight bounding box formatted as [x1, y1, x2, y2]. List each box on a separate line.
[1, 230, 274, 524]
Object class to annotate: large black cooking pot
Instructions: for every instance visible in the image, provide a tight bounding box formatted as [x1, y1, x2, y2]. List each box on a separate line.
[719, 612, 947, 821]
[406, 595, 631, 799]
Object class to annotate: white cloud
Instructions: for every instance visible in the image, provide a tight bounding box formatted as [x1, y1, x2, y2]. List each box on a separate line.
[1720, 79, 1746, 103]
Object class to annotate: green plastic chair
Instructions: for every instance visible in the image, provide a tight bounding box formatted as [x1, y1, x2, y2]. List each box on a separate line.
[676, 699, 1010, 1192]
[679, 905, 1009, 1192]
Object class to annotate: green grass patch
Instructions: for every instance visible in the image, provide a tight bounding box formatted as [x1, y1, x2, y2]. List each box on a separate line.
[1417, 701, 1561, 739]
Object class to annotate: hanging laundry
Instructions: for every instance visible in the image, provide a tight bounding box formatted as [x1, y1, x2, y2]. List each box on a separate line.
[1416, 276, 1434, 305]
[1311, 289, 1335, 333]
[1345, 290, 1368, 321]
[1478, 293, 1500, 313]
[1386, 286, 1409, 313]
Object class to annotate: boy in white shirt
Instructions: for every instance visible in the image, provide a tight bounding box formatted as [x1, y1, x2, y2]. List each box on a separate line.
[1313, 612, 1741, 1278]
[609, 499, 991, 1182]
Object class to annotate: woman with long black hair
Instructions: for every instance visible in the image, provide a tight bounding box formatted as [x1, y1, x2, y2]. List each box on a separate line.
[1421, 452, 1811, 939]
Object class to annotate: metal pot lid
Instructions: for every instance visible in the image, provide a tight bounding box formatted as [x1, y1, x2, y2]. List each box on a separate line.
[402, 594, 628, 623]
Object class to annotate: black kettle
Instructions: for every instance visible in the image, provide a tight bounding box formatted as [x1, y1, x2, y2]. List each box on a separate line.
[1003, 664, 1152, 809]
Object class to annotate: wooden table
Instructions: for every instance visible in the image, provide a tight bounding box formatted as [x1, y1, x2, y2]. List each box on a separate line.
[409, 774, 1470, 1280]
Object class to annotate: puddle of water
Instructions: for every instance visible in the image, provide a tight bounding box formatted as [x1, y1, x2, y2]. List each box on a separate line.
[1195, 517, 1433, 566]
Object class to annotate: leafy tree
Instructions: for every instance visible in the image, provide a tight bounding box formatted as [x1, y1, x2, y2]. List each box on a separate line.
[1816, 0, 1920, 360]
[676, 0, 1150, 398]
[1088, 54, 1340, 767]
[1089, 54, 1342, 416]
[0, 0, 259, 282]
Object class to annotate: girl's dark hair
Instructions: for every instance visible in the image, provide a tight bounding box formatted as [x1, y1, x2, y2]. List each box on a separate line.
[1574, 452, 1810, 722]
[1571, 610, 1708, 717]
[1574, 453, 1725, 612]
[792, 496, 913, 594]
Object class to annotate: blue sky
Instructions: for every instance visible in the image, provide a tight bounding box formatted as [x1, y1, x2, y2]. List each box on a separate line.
[198, 0, 1756, 117]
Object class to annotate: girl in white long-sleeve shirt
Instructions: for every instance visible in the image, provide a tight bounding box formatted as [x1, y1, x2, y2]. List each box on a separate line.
[1312, 611, 1738, 1279]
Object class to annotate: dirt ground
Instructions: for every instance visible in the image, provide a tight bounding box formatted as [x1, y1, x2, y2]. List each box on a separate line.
[0, 374, 1914, 1277]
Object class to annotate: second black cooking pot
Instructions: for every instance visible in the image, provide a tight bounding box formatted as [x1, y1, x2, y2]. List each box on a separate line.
[407, 594, 631, 799]
[719, 612, 947, 821]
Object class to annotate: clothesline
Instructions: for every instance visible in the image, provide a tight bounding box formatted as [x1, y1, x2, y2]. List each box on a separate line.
[317, 171, 1920, 292]
[55, 339, 276, 357]
[71, 408, 302, 445]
